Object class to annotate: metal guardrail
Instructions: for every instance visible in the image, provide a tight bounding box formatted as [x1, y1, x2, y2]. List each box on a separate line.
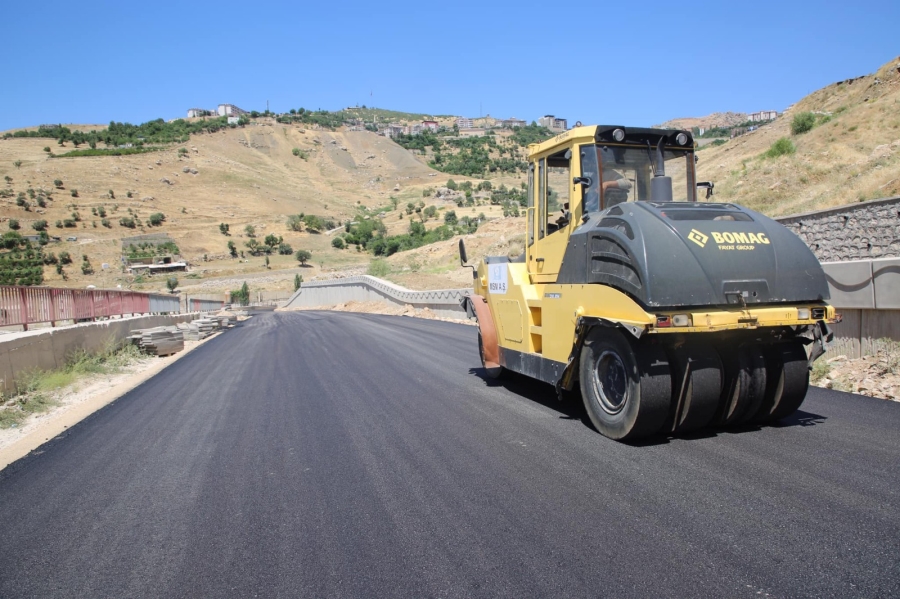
[0, 286, 178, 330]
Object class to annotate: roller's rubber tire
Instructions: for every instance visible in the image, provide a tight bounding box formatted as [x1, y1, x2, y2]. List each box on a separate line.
[754, 342, 809, 423]
[715, 345, 767, 427]
[478, 329, 504, 380]
[666, 344, 723, 434]
[579, 328, 671, 441]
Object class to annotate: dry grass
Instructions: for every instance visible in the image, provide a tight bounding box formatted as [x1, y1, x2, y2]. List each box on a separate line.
[697, 56, 900, 216]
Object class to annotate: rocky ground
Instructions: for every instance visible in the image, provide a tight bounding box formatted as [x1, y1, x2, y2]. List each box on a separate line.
[812, 344, 900, 401]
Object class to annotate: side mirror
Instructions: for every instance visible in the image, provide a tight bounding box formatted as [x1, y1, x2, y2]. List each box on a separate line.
[697, 181, 715, 200]
[573, 176, 591, 187]
[459, 239, 476, 279]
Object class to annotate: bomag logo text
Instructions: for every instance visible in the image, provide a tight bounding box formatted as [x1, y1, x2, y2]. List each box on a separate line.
[711, 232, 770, 245]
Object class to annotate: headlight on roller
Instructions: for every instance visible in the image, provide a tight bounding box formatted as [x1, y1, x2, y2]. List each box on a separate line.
[672, 314, 691, 327]
[797, 308, 810, 320]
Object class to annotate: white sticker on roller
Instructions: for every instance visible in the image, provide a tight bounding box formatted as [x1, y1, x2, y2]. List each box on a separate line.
[488, 263, 508, 295]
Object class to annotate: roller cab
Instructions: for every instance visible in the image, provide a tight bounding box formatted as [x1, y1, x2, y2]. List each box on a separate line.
[461, 125, 838, 441]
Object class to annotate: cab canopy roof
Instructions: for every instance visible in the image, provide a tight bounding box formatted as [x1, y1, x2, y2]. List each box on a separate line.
[527, 125, 694, 158]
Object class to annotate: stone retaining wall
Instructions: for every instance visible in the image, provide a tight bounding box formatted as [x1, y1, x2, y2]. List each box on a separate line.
[776, 196, 900, 262]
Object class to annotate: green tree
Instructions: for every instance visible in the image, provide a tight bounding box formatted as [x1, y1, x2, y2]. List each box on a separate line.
[8, 219, 19, 230]
[293, 273, 303, 291]
[59, 251, 72, 265]
[295, 249, 312, 265]
[101, 218, 111, 228]
[227, 240, 238, 257]
[54, 179, 63, 188]
[446, 179, 458, 190]
[406, 202, 415, 215]
[277, 242, 293, 255]
[332, 236, 345, 249]
[423, 205, 437, 219]
[264, 233, 282, 250]
[219, 222, 230, 235]
[70, 189, 79, 197]
[166, 277, 178, 292]
[443, 210, 458, 225]
[31, 219, 47, 231]
[244, 224, 256, 237]
[14, 161, 22, 169]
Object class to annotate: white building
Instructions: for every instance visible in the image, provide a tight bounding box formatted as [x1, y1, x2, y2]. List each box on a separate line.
[538, 115, 567, 132]
[456, 117, 474, 129]
[186, 108, 211, 118]
[217, 104, 248, 117]
[748, 110, 778, 122]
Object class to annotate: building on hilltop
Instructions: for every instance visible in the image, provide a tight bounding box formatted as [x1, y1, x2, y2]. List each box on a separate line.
[383, 124, 407, 139]
[502, 117, 527, 128]
[538, 115, 568, 132]
[748, 110, 778, 122]
[458, 128, 487, 138]
[187, 108, 214, 118]
[217, 104, 248, 117]
[456, 117, 474, 129]
[423, 120, 439, 132]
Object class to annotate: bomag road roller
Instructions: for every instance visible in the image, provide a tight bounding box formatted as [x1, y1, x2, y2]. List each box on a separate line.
[459, 125, 838, 441]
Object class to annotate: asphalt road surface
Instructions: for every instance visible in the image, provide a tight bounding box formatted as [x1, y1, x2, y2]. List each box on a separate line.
[1, 311, 898, 598]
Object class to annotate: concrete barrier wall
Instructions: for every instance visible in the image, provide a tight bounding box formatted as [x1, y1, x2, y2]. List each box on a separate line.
[283, 276, 470, 319]
[0, 313, 196, 393]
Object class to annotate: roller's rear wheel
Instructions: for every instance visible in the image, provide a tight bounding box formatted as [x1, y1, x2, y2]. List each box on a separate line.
[579, 329, 671, 440]
[754, 342, 809, 423]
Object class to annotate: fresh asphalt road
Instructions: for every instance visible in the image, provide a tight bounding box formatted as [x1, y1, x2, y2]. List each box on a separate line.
[1, 311, 898, 599]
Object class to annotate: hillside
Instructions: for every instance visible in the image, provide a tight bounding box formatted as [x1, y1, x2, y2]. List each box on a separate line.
[695, 57, 900, 215]
[0, 121, 525, 295]
[1, 56, 899, 296]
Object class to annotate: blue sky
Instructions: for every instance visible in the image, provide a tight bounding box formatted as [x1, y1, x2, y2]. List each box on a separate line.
[2, 0, 898, 131]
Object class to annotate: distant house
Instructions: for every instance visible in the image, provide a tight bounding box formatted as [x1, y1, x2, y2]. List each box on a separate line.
[217, 104, 248, 117]
[456, 117, 474, 129]
[502, 117, 527, 128]
[383, 124, 407, 139]
[538, 115, 568, 132]
[227, 116, 240, 125]
[748, 110, 778, 122]
[186, 108, 212, 118]
[423, 120, 439, 132]
[458, 128, 487, 138]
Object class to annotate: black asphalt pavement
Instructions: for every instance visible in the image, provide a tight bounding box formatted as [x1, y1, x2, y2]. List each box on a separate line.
[1, 311, 898, 598]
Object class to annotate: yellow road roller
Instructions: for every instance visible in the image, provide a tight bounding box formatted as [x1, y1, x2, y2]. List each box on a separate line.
[460, 125, 837, 441]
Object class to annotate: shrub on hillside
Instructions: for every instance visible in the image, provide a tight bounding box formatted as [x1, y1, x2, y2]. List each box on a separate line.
[765, 137, 796, 158]
[791, 112, 816, 135]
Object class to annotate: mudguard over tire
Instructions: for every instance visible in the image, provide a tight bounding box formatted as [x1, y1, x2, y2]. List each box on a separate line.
[579, 328, 671, 440]
[665, 344, 722, 434]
